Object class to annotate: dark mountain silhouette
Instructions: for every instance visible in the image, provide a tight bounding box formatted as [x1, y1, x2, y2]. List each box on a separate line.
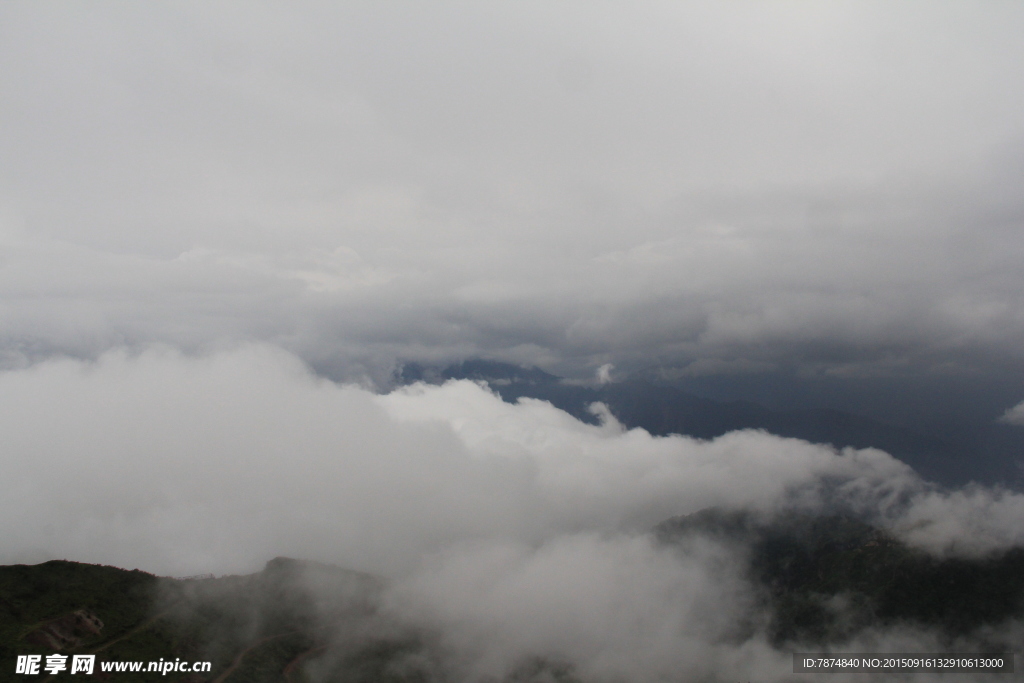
[397, 360, 1024, 488]
[0, 558, 421, 683]
[4, 516, 1022, 680]
[657, 508, 1024, 646]
[398, 360, 558, 386]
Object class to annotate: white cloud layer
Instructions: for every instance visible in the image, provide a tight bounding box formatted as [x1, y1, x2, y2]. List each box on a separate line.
[1, 345, 1020, 574]
[4, 346, 1023, 680]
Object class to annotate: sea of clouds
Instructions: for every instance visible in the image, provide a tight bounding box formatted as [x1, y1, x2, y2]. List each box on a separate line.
[3, 345, 1023, 681]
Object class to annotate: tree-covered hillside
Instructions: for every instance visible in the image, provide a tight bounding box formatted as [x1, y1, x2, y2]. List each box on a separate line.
[657, 509, 1024, 646]
[4, 516, 1022, 681]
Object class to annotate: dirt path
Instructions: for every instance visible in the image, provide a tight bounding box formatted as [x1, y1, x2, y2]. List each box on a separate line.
[38, 609, 173, 682]
[210, 631, 299, 683]
[89, 609, 171, 654]
[283, 645, 327, 683]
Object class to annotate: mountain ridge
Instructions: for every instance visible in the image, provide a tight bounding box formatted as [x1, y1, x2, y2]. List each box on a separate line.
[4, 509, 1024, 681]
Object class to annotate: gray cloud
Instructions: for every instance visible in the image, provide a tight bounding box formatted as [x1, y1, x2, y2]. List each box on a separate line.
[1, 3, 1024, 380]
[382, 534, 772, 682]
[998, 400, 1024, 426]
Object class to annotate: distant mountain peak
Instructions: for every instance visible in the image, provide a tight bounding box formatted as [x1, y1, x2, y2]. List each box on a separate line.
[396, 359, 560, 386]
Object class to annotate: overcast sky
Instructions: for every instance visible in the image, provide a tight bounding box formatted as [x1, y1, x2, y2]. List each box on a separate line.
[2, 2, 1024, 386]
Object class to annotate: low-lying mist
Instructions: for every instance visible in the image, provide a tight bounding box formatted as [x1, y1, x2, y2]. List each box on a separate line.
[4, 345, 1023, 681]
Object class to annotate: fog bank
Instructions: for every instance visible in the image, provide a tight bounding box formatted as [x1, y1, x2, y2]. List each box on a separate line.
[5, 346, 1022, 681]
[3, 346, 1020, 574]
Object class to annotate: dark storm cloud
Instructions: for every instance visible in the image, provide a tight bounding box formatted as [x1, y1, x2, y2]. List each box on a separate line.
[2, 2, 1024, 381]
